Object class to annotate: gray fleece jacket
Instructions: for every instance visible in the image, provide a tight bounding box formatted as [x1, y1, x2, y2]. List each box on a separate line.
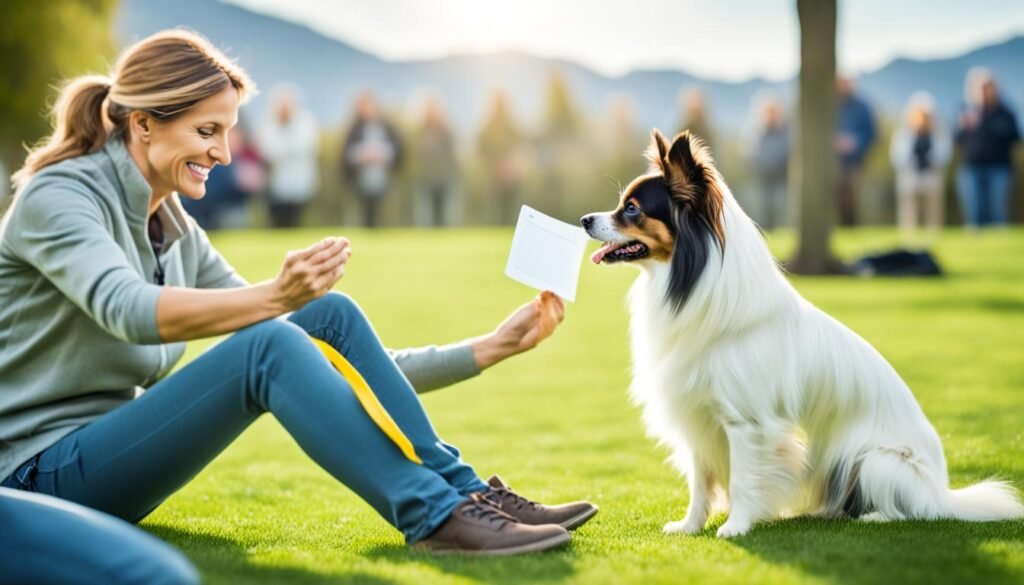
[0, 137, 479, 481]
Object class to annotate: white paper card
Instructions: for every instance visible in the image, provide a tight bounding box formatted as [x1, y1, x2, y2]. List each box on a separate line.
[504, 205, 589, 302]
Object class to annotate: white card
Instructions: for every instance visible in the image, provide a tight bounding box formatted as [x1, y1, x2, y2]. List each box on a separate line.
[504, 205, 589, 302]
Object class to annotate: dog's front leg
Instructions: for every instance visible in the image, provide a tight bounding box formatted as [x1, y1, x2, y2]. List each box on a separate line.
[718, 421, 769, 538]
[664, 455, 711, 535]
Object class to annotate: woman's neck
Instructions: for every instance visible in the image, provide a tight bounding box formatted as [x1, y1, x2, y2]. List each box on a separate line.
[125, 137, 172, 217]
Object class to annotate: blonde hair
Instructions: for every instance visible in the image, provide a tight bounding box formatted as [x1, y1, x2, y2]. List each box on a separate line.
[13, 29, 255, 190]
[904, 91, 936, 131]
[964, 66, 994, 106]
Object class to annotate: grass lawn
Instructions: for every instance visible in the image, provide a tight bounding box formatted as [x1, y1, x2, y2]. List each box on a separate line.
[144, 226, 1024, 585]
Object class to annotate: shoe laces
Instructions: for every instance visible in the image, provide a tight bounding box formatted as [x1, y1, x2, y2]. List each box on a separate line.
[484, 485, 544, 511]
[461, 493, 519, 527]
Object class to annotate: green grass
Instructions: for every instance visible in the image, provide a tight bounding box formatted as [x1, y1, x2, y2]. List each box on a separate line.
[144, 227, 1024, 585]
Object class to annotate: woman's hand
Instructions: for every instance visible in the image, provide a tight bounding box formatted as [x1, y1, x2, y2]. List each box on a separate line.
[471, 291, 566, 370]
[155, 237, 351, 343]
[269, 237, 351, 312]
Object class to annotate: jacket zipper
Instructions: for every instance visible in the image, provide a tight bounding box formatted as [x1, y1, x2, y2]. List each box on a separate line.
[146, 213, 167, 385]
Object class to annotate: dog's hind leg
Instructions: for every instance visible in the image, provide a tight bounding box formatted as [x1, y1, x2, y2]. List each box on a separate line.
[664, 454, 713, 535]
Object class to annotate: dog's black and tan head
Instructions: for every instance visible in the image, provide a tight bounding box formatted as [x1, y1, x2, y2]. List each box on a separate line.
[581, 129, 726, 311]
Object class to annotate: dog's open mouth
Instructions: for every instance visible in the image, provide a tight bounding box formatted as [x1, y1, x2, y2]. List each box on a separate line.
[590, 240, 649, 264]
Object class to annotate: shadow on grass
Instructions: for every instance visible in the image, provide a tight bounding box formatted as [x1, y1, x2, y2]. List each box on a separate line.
[146, 524, 398, 585]
[730, 517, 1024, 585]
[363, 541, 577, 584]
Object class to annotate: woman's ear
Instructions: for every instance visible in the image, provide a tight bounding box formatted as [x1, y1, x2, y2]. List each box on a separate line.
[129, 111, 152, 144]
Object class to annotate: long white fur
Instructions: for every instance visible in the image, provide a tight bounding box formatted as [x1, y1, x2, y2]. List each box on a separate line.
[597, 177, 1024, 537]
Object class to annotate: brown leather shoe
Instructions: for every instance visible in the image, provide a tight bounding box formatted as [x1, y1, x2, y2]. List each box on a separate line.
[416, 493, 570, 555]
[483, 475, 599, 531]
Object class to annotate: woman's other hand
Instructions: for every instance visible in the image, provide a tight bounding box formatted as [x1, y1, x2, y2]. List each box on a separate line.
[270, 237, 351, 312]
[471, 291, 565, 370]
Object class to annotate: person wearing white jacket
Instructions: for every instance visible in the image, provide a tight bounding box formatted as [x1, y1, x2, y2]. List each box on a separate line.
[260, 85, 320, 228]
[889, 92, 952, 239]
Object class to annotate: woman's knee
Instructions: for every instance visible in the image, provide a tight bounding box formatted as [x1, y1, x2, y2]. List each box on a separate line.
[289, 292, 369, 336]
[1, 489, 200, 585]
[235, 319, 312, 359]
[309, 291, 363, 318]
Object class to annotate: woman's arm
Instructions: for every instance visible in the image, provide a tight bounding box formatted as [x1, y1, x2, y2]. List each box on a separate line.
[156, 237, 351, 342]
[394, 292, 566, 393]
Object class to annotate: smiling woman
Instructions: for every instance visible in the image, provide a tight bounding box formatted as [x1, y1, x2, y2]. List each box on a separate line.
[0, 27, 594, 583]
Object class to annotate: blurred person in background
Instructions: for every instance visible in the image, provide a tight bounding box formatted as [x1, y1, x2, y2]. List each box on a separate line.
[955, 67, 1021, 229]
[341, 91, 403, 228]
[835, 76, 877, 227]
[478, 91, 528, 225]
[677, 88, 716, 155]
[182, 122, 264, 230]
[413, 95, 461, 227]
[260, 85, 319, 228]
[743, 94, 791, 230]
[890, 91, 952, 240]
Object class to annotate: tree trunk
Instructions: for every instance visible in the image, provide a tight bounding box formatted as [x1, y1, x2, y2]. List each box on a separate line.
[790, 0, 843, 274]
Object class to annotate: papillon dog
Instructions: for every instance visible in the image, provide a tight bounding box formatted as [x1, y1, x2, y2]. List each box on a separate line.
[581, 129, 1023, 537]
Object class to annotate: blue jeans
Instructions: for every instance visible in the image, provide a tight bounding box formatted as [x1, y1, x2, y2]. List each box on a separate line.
[1, 293, 487, 544]
[0, 487, 198, 585]
[957, 164, 1012, 227]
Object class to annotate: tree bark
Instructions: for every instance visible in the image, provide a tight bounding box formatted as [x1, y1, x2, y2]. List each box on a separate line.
[790, 0, 843, 274]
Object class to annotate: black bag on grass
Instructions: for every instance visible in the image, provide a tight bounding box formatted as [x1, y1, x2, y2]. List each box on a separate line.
[847, 249, 943, 277]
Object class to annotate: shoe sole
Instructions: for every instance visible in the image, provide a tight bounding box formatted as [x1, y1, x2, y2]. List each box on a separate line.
[560, 506, 599, 531]
[416, 531, 571, 556]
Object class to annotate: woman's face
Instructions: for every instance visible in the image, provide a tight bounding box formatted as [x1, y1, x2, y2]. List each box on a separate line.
[139, 86, 239, 200]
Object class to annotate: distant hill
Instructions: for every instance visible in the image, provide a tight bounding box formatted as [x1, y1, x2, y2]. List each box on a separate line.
[115, 0, 1024, 138]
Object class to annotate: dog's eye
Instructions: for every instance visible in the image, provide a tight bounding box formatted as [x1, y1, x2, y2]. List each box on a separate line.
[624, 202, 641, 216]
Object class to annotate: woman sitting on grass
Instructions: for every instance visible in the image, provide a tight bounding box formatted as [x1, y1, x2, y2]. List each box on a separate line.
[0, 29, 596, 581]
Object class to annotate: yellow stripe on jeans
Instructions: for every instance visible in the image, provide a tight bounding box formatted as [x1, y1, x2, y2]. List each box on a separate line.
[308, 336, 423, 465]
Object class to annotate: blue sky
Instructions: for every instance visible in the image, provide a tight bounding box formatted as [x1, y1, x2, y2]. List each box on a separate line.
[226, 0, 1024, 81]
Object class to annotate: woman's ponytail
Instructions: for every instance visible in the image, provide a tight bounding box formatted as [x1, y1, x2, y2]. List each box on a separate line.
[12, 75, 112, 191]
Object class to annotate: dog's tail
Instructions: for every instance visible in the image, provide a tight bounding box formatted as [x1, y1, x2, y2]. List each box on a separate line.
[856, 446, 1024, 521]
[944, 480, 1024, 521]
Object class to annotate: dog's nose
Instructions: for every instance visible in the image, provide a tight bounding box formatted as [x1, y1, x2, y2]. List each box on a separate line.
[581, 215, 594, 230]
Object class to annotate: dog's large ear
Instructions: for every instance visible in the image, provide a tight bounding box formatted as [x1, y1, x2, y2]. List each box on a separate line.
[667, 200, 715, 312]
[664, 132, 718, 207]
[645, 128, 670, 172]
[651, 130, 726, 312]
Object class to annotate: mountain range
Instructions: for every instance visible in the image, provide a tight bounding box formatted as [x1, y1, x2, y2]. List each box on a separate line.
[115, 0, 1024, 139]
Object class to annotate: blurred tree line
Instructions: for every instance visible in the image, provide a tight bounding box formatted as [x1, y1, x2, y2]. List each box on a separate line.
[306, 70, 652, 228]
[0, 0, 118, 176]
[305, 67, 1024, 231]
[2, 0, 1020, 232]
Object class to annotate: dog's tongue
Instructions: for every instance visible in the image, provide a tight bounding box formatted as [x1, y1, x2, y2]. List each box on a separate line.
[590, 242, 618, 264]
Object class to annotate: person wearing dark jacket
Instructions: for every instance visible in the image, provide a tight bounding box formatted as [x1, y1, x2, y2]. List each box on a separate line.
[835, 76, 877, 227]
[955, 68, 1021, 228]
[341, 92, 403, 227]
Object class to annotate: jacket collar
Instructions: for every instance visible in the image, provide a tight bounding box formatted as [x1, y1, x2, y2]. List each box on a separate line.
[103, 136, 153, 225]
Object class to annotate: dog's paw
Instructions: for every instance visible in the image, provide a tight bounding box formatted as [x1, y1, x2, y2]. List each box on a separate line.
[663, 518, 705, 535]
[716, 517, 752, 538]
[859, 511, 890, 523]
